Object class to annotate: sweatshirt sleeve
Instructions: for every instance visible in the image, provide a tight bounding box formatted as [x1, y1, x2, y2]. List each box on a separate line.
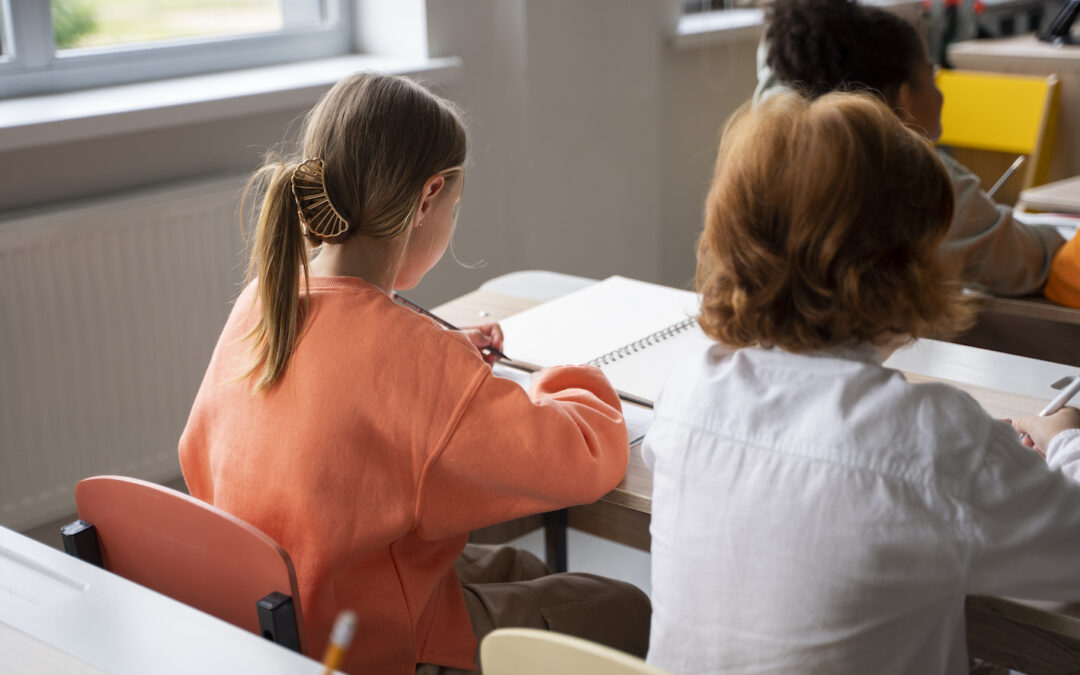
[413, 364, 629, 540]
[964, 421, 1080, 600]
[937, 150, 1064, 296]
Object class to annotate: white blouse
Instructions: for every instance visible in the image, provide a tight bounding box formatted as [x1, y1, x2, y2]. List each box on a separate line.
[643, 343, 1080, 674]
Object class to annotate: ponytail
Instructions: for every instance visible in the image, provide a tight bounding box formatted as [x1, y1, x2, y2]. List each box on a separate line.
[237, 72, 467, 393]
[240, 159, 310, 392]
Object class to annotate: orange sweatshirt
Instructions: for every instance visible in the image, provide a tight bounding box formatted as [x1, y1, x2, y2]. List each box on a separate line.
[1045, 234, 1080, 308]
[178, 277, 629, 675]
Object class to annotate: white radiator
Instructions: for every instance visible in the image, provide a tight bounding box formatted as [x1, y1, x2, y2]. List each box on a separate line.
[0, 175, 250, 531]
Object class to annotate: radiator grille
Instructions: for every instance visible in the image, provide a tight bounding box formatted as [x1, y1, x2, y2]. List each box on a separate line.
[0, 176, 249, 530]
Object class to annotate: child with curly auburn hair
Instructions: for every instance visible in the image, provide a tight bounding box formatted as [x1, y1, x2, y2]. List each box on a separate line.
[755, 0, 1064, 298]
[643, 91, 1080, 675]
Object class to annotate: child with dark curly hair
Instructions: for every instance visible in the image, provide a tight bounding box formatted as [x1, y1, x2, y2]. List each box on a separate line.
[755, 0, 1063, 298]
[644, 90, 1080, 674]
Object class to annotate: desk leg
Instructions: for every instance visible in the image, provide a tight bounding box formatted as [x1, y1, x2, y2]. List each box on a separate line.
[543, 510, 568, 573]
[966, 595, 1080, 674]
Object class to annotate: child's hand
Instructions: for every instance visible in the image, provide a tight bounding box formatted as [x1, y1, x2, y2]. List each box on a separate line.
[1012, 407, 1080, 457]
[462, 323, 504, 365]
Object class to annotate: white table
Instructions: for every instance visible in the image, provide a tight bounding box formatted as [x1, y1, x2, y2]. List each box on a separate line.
[1020, 174, 1080, 214]
[449, 272, 1079, 551]
[0, 526, 331, 675]
[886, 337, 1077, 402]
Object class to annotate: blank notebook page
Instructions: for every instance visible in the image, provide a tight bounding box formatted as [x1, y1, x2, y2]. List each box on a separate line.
[498, 276, 714, 404]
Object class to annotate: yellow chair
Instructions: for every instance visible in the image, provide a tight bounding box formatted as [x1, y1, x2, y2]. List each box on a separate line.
[936, 69, 1060, 197]
[480, 628, 672, 675]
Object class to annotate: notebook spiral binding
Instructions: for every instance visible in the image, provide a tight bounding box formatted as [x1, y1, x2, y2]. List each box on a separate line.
[587, 316, 699, 367]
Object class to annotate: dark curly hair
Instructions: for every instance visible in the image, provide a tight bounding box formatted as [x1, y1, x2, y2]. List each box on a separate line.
[765, 0, 926, 104]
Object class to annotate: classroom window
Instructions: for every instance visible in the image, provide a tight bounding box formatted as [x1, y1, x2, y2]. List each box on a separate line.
[0, 2, 9, 58]
[0, 0, 351, 98]
[50, 0, 322, 50]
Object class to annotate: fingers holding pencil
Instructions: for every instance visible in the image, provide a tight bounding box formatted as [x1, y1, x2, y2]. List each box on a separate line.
[391, 292, 508, 362]
[1015, 374, 1080, 445]
[462, 323, 505, 364]
[1013, 407, 1080, 455]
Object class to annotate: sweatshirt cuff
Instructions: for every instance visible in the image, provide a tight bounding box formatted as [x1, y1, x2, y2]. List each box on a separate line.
[1032, 224, 1067, 259]
[1046, 428, 1080, 474]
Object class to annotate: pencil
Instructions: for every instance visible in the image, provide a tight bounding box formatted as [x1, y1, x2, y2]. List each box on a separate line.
[392, 292, 509, 361]
[322, 610, 357, 675]
[1037, 375, 1080, 417]
[1019, 374, 1080, 442]
[986, 155, 1025, 199]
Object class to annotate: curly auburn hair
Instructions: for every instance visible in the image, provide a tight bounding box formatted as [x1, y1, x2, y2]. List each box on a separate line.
[765, 0, 926, 103]
[696, 92, 974, 352]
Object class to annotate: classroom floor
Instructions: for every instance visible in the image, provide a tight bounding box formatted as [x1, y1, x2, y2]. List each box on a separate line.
[20, 478, 653, 597]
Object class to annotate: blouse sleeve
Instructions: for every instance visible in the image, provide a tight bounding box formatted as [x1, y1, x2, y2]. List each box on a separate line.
[937, 151, 1064, 296]
[964, 421, 1080, 600]
[413, 364, 629, 540]
[1046, 429, 1080, 482]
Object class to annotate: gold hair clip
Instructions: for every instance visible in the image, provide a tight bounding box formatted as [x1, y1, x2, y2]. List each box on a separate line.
[291, 158, 350, 240]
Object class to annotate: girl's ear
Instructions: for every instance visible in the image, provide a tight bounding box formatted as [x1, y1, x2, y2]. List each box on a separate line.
[413, 175, 446, 228]
[895, 82, 911, 110]
[892, 83, 919, 128]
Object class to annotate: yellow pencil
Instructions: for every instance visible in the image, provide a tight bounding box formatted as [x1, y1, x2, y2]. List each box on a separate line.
[322, 610, 357, 675]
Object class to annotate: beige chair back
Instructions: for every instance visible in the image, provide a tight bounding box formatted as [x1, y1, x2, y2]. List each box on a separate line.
[480, 628, 671, 675]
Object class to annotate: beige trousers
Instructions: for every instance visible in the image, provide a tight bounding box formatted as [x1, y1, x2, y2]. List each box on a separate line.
[416, 543, 651, 674]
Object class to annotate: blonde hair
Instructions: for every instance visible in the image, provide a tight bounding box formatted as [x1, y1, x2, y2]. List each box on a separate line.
[242, 73, 467, 391]
[697, 91, 974, 352]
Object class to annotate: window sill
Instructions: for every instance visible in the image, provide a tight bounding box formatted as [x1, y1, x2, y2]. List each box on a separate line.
[672, 9, 764, 49]
[0, 54, 462, 153]
[671, 1, 923, 49]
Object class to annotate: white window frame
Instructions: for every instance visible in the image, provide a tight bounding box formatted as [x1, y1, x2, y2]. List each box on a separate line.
[0, 0, 353, 99]
[681, 0, 756, 12]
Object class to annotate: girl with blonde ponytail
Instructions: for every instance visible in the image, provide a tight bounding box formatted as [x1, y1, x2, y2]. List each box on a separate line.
[179, 73, 649, 675]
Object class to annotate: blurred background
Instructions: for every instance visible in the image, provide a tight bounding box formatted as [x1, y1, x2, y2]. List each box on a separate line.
[0, 0, 1073, 550]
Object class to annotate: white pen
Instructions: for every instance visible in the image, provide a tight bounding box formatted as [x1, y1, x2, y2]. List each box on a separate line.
[1019, 374, 1080, 442]
[986, 155, 1025, 199]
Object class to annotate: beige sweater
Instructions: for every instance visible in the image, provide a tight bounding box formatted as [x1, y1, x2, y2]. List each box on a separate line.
[753, 39, 1063, 296]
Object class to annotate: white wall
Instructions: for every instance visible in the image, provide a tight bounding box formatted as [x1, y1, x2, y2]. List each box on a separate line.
[658, 37, 760, 289]
[422, 0, 760, 303]
[0, 0, 761, 305]
[0, 0, 763, 529]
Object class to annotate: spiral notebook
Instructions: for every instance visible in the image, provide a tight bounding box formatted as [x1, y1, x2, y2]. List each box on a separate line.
[497, 276, 713, 407]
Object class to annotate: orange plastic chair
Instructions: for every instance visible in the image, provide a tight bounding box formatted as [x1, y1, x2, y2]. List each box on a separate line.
[60, 475, 304, 653]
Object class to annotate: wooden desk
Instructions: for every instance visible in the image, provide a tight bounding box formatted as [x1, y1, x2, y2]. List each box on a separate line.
[437, 283, 1080, 673]
[0, 526, 331, 675]
[440, 287, 1076, 543]
[953, 289, 1080, 367]
[1021, 174, 1080, 213]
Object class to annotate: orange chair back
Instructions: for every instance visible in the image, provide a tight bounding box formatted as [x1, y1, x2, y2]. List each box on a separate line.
[73, 476, 304, 643]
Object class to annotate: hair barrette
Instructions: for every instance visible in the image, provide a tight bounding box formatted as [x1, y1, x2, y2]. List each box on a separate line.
[291, 158, 350, 240]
